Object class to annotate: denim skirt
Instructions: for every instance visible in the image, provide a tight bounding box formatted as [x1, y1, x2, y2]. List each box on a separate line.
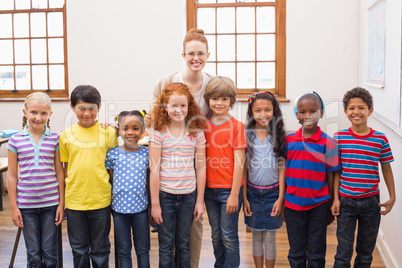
[244, 182, 283, 231]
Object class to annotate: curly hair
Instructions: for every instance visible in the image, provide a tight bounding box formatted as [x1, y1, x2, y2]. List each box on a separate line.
[343, 87, 373, 110]
[147, 83, 206, 136]
[245, 92, 286, 158]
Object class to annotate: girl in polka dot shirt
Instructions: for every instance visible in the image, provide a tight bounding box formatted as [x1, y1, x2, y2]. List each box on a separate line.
[105, 110, 150, 268]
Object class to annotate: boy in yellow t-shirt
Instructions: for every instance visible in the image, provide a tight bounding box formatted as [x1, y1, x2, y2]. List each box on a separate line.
[60, 85, 117, 267]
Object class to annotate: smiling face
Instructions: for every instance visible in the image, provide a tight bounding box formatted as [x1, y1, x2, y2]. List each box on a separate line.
[23, 102, 52, 133]
[183, 40, 210, 72]
[165, 93, 189, 124]
[118, 115, 143, 151]
[345, 97, 373, 128]
[296, 97, 323, 135]
[209, 96, 231, 118]
[72, 99, 99, 128]
[252, 99, 274, 129]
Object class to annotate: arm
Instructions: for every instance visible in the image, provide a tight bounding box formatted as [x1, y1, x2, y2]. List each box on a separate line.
[379, 162, 396, 215]
[7, 150, 23, 227]
[107, 169, 114, 186]
[226, 148, 245, 214]
[149, 141, 163, 224]
[242, 155, 252, 217]
[193, 144, 206, 221]
[54, 150, 65, 226]
[271, 158, 286, 217]
[326, 171, 335, 225]
[331, 170, 341, 216]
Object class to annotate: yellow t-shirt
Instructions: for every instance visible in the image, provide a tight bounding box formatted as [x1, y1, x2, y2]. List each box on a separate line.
[60, 122, 117, 210]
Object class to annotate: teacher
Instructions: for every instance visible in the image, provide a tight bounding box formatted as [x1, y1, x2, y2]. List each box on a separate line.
[152, 28, 212, 268]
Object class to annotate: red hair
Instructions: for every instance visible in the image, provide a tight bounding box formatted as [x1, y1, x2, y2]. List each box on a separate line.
[183, 28, 208, 52]
[148, 83, 206, 136]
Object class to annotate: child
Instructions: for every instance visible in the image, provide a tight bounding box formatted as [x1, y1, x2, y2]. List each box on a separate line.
[105, 110, 150, 268]
[59, 85, 117, 267]
[243, 91, 286, 268]
[7, 92, 64, 267]
[148, 82, 206, 267]
[203, 76, 247, 268]
[285, 92, 341, 267]
[331, 87, 396, 267]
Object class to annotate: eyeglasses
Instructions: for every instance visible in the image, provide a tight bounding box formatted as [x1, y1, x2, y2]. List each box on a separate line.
[184, 52, 207, 58]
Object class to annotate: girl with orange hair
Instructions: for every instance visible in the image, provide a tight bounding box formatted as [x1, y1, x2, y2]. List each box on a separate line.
[148, 83, 206, 268]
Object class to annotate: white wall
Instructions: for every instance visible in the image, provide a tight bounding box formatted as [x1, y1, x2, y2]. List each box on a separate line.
[359, 0, 402, 267]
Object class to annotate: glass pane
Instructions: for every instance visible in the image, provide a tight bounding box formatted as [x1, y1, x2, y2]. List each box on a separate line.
[49, 65, 64, 89]
[217, 35, 235, 61]
[0, 15, 12, 38]
[14, 39, 30, 64]
[198, 8, 215, 34]
[257, 62, 275, 89]
[205, 35, 215, 62]
[32, 65, 47, 89]
[48, 12, 63, 37]
[32, 0, 47, 9]
[257, 34, 275, 60]
[0, 66, 14, 90]
[31, 12, 46, 37]
[0, 0, 14, 10]
[217, 8, 235, 33]
[48, 38, 64, 63]
[31, 39, 47, 63]
[14, 13, 29, 38]
[0, 40, 13, 64]
[237, 63, 255, 89]
[217, 63, 235, 83]
[15, 0, 30, 9]
[237, 7, 254, 33]
[197, 0, 216, 3]
[203, 62, 216, 76]
[16, 65, 31, 90]
[237, 35, 255, 61]
[49, 0, 64, 8]
[257, 7, 275, 33]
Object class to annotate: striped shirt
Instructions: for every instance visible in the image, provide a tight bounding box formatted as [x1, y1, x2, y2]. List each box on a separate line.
[149, 128, 206, 194]
[334, 128, 394, 198]
[7, 126, 60, 209]
[285, 127, 341, 211]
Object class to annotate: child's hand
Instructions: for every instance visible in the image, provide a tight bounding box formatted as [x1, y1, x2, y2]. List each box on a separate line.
[271, 198, 284, 217]
[151, 205, 163, 225]
[327, 207, 335, 225]
[379, 198, 395, 215]
[193, 201, 205, 221]
[55, 205, 64, 226]
[243, 199, 253, 217]
[100, 122, 115, 129]
[226, 194, 239, 214]
[11, 207, 24, 227]
[282, 209, 286, 222]
[331, 199, 340, 216]
[148, 213, 155, 228]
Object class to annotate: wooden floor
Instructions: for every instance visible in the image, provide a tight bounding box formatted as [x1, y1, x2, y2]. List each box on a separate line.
[0, 193, 385, 267]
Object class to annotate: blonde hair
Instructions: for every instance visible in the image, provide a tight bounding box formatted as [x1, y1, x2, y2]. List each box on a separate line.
[183, 28, 208, 52]
[23, 92, 52, 129]
[204, 76, 237, 109]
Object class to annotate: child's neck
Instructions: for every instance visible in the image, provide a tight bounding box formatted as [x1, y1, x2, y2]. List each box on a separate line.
[120, 143, 140, 152]
[168, 121, 187, 138]
[301, 125, 318, 139]
[27, 126, 45, 145]
[212, 113, 231, 124]
[351, 124, 371, 136]
[254, 125, 269, 143]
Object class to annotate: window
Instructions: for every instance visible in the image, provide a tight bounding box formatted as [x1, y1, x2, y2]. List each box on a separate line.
[187, 0, 286, 100]
[0, 0, 68, 101]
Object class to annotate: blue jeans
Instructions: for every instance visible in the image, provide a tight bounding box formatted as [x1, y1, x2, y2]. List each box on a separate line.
[20, 205, 58, 268]
[112, 209, 150, 268]
[204, 187, 243, 268]
[66, 206, 111, 268]
[158, 190, 196, 268]
[285, 202, 328, 268]
[334, 195, 381, 268]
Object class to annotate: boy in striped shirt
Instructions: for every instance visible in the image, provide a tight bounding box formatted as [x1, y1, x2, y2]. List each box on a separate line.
[332, 87, 396, 267]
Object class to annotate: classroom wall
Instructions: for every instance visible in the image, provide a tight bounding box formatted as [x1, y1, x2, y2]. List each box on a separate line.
[359, 0, 402, 267]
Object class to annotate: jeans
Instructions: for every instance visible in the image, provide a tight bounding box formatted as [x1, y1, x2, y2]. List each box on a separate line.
[334, 195, 381, 268]
[285, 202, 328, 268]
[204, 187, 243, 268]
[112, 209, 150, 268]
[158, 190, 196, 268]
[20, 205, 58, 268]
[66, 206, 111, 268]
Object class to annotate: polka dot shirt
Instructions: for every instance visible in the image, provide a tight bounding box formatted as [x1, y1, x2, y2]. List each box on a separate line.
[105, 146, 148, 214]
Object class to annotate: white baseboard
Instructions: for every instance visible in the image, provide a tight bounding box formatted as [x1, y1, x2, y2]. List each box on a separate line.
[376, 229, 397, 268]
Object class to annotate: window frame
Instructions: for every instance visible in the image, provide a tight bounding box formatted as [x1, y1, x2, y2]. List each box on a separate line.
[187, 0, 287, 101]
[0, 1, 69, 101]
